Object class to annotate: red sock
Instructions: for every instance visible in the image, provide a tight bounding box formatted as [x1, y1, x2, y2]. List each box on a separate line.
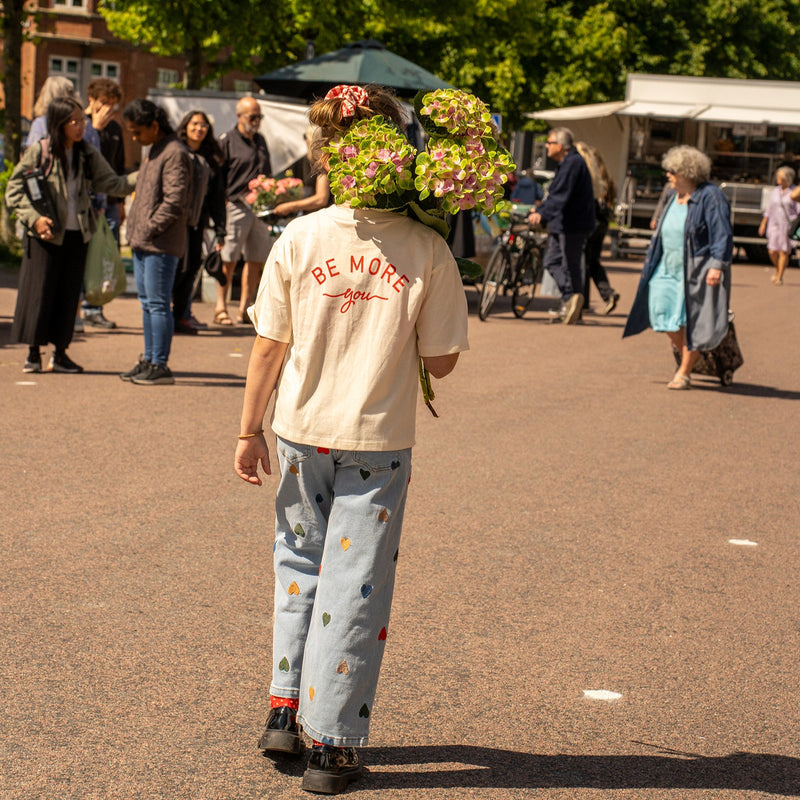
[270, 695, 299, 710]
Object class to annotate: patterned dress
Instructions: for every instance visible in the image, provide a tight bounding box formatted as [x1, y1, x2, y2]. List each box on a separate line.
[763, 185, 800, 254]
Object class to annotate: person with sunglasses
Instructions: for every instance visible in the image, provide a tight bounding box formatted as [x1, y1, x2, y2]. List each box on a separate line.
[527, 127, 596, 324]
[216, 96, 273, 326]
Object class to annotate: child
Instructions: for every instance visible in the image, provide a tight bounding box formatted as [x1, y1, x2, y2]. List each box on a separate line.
[234, 84, 469, 794]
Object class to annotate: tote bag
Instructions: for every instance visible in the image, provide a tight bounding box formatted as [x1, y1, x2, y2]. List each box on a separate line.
[84, 215, 126, 306]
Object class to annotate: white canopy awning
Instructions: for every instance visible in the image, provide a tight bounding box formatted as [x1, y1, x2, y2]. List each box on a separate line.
[525, 100, 629, 121]
[693, 105, 800, 127]
[616, 101, 710, 119]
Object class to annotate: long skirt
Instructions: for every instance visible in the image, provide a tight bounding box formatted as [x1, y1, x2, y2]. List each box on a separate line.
[11, 230, 88, 350]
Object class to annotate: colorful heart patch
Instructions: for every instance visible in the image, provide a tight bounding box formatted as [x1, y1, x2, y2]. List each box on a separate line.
[378, 627, 387, 641]
[288, 581, 300, 595]
[309, 687, 315, 701]
[360, 584, 373, 599]
[279, 656, 290, 672]
[322, 612, 331, 626]
[294, 523, 306, 537]
[359, 703, 370, 718]
[336, 660, 349, 675]
[289, 464, 299, 475]
[391, 460, 400, 470]
[378, 508, 389, 523]
[317, 447, 330, 454]
[359, 468, 371, 480]
[341, 537, 351, 551]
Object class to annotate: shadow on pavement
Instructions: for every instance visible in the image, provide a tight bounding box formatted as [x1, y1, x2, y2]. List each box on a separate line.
[360, 745, 800, 795]
[688, 380, 800, 400]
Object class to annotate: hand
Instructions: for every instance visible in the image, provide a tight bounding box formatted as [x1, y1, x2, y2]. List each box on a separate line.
[33, 217, 54, 239]
[272, 202, 291, 217]
[527, 211, 542, 227]
[706, 268, 723, 286]
[214, 242, 224, 252]
[234, 435, 271, 485]
[91, 102, 116, 132]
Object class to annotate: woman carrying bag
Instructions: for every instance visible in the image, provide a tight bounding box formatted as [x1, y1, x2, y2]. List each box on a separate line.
[5, 96, 136, 373]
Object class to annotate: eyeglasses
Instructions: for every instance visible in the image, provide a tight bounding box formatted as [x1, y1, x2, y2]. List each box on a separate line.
[243, 114, 263, 122]
[545, 140, 558, 146]
[66, 117, 87, 127]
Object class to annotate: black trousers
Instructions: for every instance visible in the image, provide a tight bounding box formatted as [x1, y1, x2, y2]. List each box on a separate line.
[583, 217, 614, 303]
[11, 230, 88, 350]
[172, 224, 204, 323]
[543, 230, 588, 299]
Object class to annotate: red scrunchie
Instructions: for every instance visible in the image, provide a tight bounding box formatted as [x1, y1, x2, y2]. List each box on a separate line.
[324, 84, 370, 118]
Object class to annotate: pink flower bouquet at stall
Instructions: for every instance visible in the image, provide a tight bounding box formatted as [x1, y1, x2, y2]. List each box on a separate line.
[245, 175, 304, 217]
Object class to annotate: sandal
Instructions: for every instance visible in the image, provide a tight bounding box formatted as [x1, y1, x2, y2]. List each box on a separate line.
[667, 373, 691, 390]
[214, 309, 233, 326]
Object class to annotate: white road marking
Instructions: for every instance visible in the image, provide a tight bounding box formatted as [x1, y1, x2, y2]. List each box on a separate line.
[229, 353, 244, 358]
[583, 689, 622, 701]
[728, 539, 758, 546]
[15, 381, 38, 386]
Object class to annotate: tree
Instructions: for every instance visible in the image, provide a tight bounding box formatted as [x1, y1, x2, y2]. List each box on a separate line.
[97, 0, 295, 89]
[1, 0, 31, 165]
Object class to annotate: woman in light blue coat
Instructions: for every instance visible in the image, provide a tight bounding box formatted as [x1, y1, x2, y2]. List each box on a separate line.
[623, 146, 733, 389]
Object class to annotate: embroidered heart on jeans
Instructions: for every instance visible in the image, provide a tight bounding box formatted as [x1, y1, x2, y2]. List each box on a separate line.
[289, 465, 299, 475]
[279, 656, 290, 672]
[288, 582, 300, 595]
[317, 447, 330, 454]
[359, 468, 371, 480]
[293, 523, 305, 537]
[359, 703, 370, 718]
[322, 612, 331, 626]
[337, 660, 349, 675]
[360, 584, 373, 598]
[341, 537, 351, 551]
[378, 508, 389, 523]
[378, 627, 387, 641]
[391, 460, 400, 469]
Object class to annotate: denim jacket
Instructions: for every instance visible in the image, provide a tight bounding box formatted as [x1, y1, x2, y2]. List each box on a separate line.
[623, 182, 733, 350]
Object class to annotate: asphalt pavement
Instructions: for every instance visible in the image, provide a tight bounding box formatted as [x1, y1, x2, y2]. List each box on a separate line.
[1, 253, 799, 800]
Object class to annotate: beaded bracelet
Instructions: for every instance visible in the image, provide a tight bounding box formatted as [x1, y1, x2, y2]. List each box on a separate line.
[238, 430, 264, 440]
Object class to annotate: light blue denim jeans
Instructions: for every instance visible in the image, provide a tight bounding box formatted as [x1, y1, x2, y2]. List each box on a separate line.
[133, 250, 179, 366]
[270, 437, 413, 747]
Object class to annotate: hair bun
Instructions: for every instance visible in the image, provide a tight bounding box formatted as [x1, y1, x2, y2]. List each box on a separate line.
[324, 85, 370, 118]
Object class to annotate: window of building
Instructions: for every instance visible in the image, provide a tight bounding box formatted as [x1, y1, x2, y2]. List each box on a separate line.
[49, 56, 82, 85]
[234, 79, 252, 93]
[91, 61, 120, 82]
[156, 68, 180, 89]
[53, 0, 89, 10]
[205, 77, 222, 91]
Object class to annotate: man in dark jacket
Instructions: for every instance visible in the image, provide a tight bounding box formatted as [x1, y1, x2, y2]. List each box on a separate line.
[216, 96, 273, 326]
[528, 128, 596, 324]
[81, 77, 127, 329]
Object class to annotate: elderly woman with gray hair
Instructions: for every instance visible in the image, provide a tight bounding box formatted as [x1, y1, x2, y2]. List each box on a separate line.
[624, 145, 733, 389]
[759, 166, 800, 286]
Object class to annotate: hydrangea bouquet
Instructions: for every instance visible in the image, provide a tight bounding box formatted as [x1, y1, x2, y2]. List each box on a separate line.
[325, 88, 515, 282]
[325, 88, 515, 415]
[245, 175, 304, 217]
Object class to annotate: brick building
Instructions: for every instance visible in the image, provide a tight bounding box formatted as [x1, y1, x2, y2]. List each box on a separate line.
[2, 0, 259, 166]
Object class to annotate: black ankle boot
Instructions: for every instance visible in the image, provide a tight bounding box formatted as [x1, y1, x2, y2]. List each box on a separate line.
[257, 706, 300, 755]
[301, 744, 362, 794]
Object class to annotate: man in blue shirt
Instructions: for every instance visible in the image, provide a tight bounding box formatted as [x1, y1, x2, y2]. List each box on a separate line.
[528, 128, 595, 324]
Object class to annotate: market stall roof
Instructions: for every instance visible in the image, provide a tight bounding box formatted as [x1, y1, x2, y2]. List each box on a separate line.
[254, 40, 453, 100]
[527, 74, 800, 128]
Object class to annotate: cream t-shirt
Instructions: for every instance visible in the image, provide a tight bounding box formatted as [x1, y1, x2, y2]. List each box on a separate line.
[249, 205, 469, 450]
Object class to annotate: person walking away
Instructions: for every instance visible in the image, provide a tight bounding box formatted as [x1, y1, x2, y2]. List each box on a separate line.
[4, 97, 136, 373]
[234, 84, 468, 794]
[81, 77, 127, 329]
[216, 96, 272, 326]
[527, 127, 595, 324]
[172, 109, 226, 335]
[623, 145, 732, 389]
[760, 166, 800, 286]
[576, 142, 620, 314]
[120, 99, 191, 386]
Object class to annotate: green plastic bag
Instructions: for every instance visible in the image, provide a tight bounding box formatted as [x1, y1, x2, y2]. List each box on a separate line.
[83, 214, 126, 306]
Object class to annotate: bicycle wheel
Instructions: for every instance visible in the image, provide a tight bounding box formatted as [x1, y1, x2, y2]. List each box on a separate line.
[478, 246, 510, 321]
[511, 246, 542, 318]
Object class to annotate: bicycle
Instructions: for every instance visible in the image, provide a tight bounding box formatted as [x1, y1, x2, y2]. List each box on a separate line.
[478, 213, 547, 321]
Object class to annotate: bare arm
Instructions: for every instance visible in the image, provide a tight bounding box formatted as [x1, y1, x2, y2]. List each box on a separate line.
[234, 335, 289, 485]
[273, 174, 330, 217]
[422, 352, 460, 379]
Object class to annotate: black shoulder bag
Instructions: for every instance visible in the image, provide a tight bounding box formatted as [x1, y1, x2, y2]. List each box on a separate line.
[22, 139, 60, 234]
